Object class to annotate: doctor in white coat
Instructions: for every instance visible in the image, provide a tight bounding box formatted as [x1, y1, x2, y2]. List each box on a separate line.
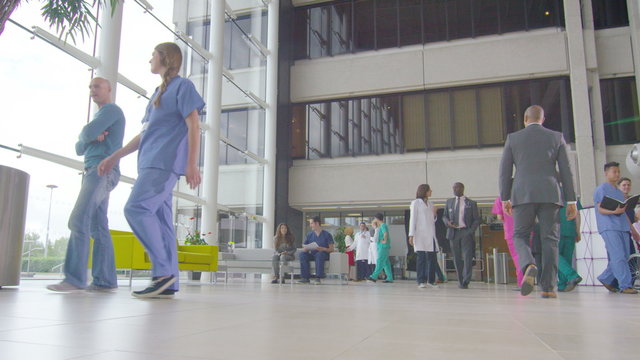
[408, 184, 439, 288]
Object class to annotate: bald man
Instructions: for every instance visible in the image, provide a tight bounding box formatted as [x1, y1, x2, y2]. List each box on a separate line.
[47, 77, 126, 292]
[499, 105, 577, 299]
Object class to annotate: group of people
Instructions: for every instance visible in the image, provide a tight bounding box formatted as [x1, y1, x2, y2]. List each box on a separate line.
[46, 49, 637, 300]
[47, 42, 204, 299]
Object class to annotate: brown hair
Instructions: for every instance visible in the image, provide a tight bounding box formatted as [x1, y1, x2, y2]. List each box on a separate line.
[153, 42, 183, 107]
[274, 223, 294, 249]
[618, 177, 631, 186]
[416, 184, 431, 199]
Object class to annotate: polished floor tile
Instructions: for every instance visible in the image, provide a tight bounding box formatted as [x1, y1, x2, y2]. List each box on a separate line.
[0, 278, 637, 360]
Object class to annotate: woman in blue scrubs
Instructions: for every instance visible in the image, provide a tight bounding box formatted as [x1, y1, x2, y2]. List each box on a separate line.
[99, 42, 205, 298]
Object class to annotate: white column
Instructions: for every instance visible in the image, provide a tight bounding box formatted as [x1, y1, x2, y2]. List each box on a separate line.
[582, 0, 607, 185]
[563, 0, 598, 206]
[628, 0, 640, 106]
[202, 1, 225, 244]
[262, 0, 279, 249]
[94, 0, 123, 104]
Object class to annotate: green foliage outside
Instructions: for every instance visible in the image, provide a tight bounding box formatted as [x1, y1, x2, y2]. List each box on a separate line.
[21, 257, 65, 273]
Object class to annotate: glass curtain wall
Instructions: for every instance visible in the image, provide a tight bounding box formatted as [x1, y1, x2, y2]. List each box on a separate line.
[294, 0, 565, 60]
[178, 0, 270, 249]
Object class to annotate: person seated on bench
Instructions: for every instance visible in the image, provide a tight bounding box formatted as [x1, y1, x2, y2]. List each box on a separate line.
[298, 216, 334, 285]
[272, 223, 296, 284]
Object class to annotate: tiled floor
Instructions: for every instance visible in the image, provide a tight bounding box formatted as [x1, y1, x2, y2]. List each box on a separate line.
[0, 277, 637, 360]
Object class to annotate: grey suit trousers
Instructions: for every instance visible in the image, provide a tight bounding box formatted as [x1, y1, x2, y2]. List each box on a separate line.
[449, 228, 475, 286]
[512, 203, 560, 292]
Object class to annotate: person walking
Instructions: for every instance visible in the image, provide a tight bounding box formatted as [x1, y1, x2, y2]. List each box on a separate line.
[499, 105, 577, 298]
[443, 182, 480, 289]
[99, 42, 205, 299]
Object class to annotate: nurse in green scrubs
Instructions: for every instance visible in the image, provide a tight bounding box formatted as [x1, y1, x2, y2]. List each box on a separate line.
[368, 213, 394, 283]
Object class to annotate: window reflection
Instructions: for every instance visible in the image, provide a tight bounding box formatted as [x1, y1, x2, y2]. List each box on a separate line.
[601, 77, 640, 145]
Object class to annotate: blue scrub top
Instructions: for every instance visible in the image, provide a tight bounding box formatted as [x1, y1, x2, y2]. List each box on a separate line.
[304, 230, 334, 248]
[138, 76, 205, 175]
[594, 182, 630, 232]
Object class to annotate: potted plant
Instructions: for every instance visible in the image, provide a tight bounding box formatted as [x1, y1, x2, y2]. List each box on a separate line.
[183, 230, 211, 280]
[333, 227, 347, 253]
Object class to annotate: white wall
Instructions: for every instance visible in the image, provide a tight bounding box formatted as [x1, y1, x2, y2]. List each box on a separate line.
[289, 148, 581, 209]
[291, 29, 569, 103]
[595, 27, 635, 77]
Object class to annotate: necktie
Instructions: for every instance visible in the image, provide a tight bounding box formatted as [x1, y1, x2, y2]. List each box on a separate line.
[453, 197, 460, 225]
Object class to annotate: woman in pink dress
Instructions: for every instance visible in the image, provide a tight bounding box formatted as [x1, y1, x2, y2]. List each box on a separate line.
[492, 197, 524, 286]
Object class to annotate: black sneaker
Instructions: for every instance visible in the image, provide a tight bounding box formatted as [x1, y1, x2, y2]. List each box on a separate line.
[132, 275, 176, 298]
[153, 289, 177, 299]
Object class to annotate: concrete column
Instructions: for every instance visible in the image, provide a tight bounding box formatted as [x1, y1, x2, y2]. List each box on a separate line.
[262, 0, 279, 249]
[583, 0, 607, 185]
[202, 0, 225, 244]
[93, 0, 123, 108]
[628, 0, 640, 107]
[563, 0, 598, 206]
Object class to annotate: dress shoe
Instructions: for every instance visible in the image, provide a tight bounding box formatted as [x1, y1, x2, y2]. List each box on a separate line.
[621, 288, 638, 294]
[458, 283, 468, 289]
[563, 276, 582, 292]
[599, 280, 619, 293]
[520, 264, 538, 296]
[541, 291, 557, 299]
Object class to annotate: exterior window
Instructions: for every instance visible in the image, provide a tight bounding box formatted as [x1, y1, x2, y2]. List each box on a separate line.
[293, 0, 565, 59]
[291, 77, 574, 158]
[354, 0, 375, 51]
[423, 0, 448, 42]
[592, 0, 629, 29]
[601, 77, 640, 145]
[399, 0, 423, 46]
[375, 0, 399, 49]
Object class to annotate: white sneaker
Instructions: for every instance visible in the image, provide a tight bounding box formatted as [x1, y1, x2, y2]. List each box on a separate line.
[428, 283, 439, 289]
[46, 282, 83, 293]
[418, 283, 426, 288]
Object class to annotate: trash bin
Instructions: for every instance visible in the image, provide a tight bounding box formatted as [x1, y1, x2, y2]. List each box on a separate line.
[0, 165, 30, 287]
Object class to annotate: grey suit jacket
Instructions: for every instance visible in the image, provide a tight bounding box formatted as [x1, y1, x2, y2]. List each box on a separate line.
[499, 124, 576, 206]
[442, 197, 480, 241]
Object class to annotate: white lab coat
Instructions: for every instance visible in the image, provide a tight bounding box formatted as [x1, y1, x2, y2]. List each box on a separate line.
[409, 199, 438, 252]
[368, 227, 379, 264]
[348, 231, 371, 261]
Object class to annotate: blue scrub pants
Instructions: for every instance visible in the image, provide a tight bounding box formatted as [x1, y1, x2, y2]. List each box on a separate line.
[299, 250, 329, 279]
[598, 230, 632, 290]
[64, 167, 120, 289]
[125, 168, 180, 291]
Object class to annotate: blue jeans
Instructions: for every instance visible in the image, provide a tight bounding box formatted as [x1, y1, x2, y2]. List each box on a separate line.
[299, 251, 329, 279]
[598, 231, 632, 290]
[124, 168, 180, 291]
[64, 167, 120, 288]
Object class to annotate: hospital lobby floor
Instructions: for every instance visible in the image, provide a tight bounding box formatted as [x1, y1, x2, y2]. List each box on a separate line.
[0, 277, 638, 360]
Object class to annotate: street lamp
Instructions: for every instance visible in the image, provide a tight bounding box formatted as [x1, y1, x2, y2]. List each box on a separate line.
[44, 184, 58, 258]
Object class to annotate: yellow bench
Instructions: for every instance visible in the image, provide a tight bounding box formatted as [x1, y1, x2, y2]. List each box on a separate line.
[89, 230, 219, 286]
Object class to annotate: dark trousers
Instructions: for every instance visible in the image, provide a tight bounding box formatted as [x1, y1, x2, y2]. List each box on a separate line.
[450, 228, 475, 286]
[513, 203, 560, 292]
[355, 259, 369, 280]
[299, 251, 329, 279]
[416, 251, 438, 284]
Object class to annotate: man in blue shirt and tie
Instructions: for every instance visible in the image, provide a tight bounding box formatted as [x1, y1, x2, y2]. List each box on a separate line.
[47, 77, 125, 292]
[298, 216, 334, 285]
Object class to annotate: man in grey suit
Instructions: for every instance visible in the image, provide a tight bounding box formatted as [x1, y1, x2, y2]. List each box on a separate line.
[499, 105, 577, 298]
[443, 182, 481, 289]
